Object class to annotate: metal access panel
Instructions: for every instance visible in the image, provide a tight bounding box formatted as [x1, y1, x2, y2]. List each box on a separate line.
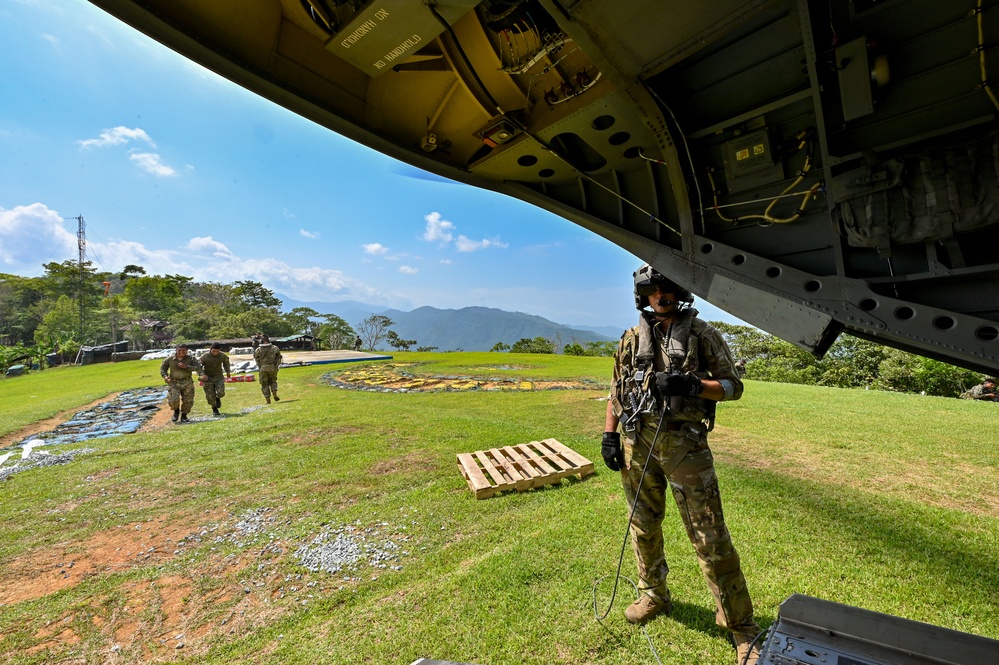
[325, 0, 479, 77]
[759, 594, 999, 665]
[722, 127, 784, 194]
[836, 36, 874, 121]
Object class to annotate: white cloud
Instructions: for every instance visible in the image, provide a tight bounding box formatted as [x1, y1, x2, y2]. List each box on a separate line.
[0, 203, 77, 272]
[363, 243, 390, 255]
[129, 152, 178, 177]
[186, 236, 236, 260]
[83, 22, 119, 50]
[194, 257, 381, 303]
[0, 203, 399, 307]
[398, 265, 418, 274]
[0, 204, 193, 278]
[79, 126, 155, 149]
[422, 211, 454, 244]
[77, 127, 179, 177]
[300, 229, 320, 239]
[455, 235, 508, 252]
[422, 211, 505, 252]
[92, 239, 189, 276]
[439, 259, 452, 265]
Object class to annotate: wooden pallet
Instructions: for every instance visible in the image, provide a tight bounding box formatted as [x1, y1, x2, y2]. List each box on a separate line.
[457, 438, 594, 499]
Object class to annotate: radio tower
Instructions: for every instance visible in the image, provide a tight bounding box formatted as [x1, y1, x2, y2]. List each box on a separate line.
[74, 215, 86, 343]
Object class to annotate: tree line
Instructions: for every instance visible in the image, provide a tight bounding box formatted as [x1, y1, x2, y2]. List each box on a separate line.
[0, 261, 612, 368]
[0, 262, 989, 396]
[489, 338, 616, 356]
[486, 324, 988, 396]
[499, 324, 989, 396]
[0, 261, 367, 366]
[713, 322, 987, 397]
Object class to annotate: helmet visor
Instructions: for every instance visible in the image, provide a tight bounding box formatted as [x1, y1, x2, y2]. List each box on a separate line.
[636, 280, 676, 297]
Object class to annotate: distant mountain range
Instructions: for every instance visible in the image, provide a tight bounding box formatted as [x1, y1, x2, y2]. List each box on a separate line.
[275, 294, 616, 352]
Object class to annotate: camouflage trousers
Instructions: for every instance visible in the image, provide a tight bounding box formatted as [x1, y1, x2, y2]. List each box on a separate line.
[166, 379, 195, 414]
[622, 422, 757, 633]
[202, 377, 226, 407]
[259, 370, 279, 398]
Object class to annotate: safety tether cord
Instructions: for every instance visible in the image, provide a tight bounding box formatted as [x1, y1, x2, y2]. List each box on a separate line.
[592, 405, 669, 665]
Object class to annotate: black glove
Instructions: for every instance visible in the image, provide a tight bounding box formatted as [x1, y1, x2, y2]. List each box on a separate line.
[601, 432, 624, 471]
[655, 371, 703, 397]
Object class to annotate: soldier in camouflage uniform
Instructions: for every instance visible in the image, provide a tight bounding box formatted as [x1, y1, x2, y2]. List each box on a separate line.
[602, 264, 761, 665]
[159, 344, 204, 423]
[962, 378, 998, 401]
[253, 335, 283, 403]
[200, 342, 231, 416]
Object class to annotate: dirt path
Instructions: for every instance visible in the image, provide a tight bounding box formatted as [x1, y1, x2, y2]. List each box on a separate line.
[143, 402, 177, 430]
[0, 507, 268, 663]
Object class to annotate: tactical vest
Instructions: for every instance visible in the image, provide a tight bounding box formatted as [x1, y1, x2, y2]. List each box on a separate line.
[612, 309, 717, 431]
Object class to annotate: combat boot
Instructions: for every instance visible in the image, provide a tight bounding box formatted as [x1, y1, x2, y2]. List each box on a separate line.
[172, 409, 180, 422]
[733, 631, 761, 665]
[272, 392, 280, 401]
[181, 413, 190, 423]
[624, 594, 672, 625]
[212, 406, 220, 416]
[265, 396, 271, 404]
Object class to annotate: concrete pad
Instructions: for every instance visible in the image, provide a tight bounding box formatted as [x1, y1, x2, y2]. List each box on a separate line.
[228, 350, 392, 366]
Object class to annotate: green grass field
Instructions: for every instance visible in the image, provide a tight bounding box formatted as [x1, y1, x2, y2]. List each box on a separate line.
[0, 353, 997, 664]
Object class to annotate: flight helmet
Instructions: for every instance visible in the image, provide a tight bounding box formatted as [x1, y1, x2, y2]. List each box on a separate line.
[633, 263, 692, 310]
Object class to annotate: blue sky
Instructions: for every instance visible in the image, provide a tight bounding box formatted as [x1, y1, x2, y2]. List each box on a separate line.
[0, 0, 741, 332]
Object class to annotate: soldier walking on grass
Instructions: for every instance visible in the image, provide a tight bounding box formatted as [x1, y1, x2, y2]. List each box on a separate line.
[253, 335, 283, 404]
[201, 342, 231, 416]
[602, 263, 762, 665]
[159, 344, 204, 423]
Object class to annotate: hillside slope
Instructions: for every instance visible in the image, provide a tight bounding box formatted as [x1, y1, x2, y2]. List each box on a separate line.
[277, 295, 614, 351]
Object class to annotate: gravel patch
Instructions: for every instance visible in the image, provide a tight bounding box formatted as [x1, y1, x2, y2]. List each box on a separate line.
[0, 447, 97, 481]
[295, 523, 405, 575]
